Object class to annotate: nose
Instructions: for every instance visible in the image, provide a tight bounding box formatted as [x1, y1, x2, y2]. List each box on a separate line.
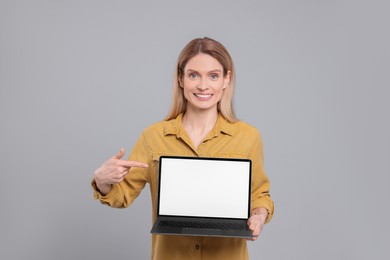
[197, 78, 208, 90]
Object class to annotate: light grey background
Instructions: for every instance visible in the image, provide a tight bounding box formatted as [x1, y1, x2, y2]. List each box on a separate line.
[1, 0, 389, 259]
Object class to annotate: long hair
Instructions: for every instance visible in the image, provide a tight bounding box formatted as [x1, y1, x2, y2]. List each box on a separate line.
[165, 37, 238, 122]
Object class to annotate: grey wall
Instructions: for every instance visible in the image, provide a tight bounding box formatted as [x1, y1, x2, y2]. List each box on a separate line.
[1, 1, 389, 259]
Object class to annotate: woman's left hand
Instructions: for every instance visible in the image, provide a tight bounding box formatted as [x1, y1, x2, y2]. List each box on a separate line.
[247, 207, 268, 241]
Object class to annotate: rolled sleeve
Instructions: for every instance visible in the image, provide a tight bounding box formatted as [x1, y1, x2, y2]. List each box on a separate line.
[249, 131, 275, 224]
[91, 180, 122, 207]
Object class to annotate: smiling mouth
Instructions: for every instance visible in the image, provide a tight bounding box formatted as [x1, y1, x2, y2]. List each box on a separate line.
[194, 93, 213, 99]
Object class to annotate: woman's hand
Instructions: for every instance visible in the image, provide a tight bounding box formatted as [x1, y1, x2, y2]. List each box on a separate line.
[247, 207, 268, 241]
[93, 148, 148, 195]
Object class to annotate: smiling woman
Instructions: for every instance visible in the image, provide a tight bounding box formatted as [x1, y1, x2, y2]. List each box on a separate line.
[166, 37, 237, 123]
[92, 37, 274, 260]
[180, 54, 230, 114]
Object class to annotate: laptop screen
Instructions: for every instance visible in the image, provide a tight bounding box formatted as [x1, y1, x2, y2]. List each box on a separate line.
[158, 157, 251, 219]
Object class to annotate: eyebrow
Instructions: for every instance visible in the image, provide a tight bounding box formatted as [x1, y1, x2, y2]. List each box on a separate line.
[185, 69, 223, 73]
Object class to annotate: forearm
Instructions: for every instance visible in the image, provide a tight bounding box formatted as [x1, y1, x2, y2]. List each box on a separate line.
[249, 132, 275, 223]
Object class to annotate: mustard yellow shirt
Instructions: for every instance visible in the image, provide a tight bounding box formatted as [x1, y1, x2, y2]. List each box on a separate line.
[92, 113, 274, 260]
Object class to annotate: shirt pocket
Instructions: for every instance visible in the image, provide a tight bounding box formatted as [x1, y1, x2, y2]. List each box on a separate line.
[217, 153, 249, 159]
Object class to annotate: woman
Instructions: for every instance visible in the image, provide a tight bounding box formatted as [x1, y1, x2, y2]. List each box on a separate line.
[92, 37, 274, 260]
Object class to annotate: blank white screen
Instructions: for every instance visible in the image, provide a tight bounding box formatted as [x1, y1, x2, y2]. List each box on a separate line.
[159, 158, 251, 219]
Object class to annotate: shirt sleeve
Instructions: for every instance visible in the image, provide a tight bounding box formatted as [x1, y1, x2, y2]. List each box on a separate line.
[249, 130, 275, 224]
[91, 132, 151, 208]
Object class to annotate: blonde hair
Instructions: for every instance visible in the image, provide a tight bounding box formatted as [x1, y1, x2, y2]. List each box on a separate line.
[165, 37, 238, 122]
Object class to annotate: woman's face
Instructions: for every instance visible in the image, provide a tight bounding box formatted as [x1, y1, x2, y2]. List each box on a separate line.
[181, 53, 230, 113]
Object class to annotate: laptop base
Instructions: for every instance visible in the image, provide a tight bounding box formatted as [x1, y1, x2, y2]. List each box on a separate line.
[151, 217, 253, 239]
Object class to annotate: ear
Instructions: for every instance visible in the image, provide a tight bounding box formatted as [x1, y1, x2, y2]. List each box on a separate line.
[178, 79, 184, 88]
[223, 70, 231, 89]
[178, 72, 184, 88]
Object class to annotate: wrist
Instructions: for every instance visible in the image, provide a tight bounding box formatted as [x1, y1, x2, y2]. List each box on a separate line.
[93, 172, 111, 195]
[252, 207, 268, 223]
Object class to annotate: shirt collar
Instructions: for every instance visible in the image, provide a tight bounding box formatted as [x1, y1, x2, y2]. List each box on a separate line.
[163, 113, 234, 137]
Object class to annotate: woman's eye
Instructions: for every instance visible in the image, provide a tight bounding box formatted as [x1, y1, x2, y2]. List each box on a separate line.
[189, 73, 199, 79]
[210, 74, 219, 80]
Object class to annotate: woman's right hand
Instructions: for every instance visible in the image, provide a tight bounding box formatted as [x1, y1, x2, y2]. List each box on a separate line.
[93, 148, 148, 195]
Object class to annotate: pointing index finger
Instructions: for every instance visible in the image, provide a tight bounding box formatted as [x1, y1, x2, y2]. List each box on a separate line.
[119, 160, 148, 168]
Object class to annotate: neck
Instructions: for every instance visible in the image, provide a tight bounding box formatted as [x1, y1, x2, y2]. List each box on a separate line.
[182, 107, 219, 132]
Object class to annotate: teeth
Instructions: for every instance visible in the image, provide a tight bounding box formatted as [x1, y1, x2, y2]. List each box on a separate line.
[195, 94, 212, 98]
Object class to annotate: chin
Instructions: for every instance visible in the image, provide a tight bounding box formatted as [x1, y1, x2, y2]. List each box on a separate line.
[191, 103, 218, 111]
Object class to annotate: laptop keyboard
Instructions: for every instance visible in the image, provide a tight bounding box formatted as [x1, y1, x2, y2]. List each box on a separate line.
[159, 220, 247, 230]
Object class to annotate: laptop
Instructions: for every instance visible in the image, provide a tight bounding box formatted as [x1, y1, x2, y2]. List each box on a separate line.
[151, 156, 253, 238]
